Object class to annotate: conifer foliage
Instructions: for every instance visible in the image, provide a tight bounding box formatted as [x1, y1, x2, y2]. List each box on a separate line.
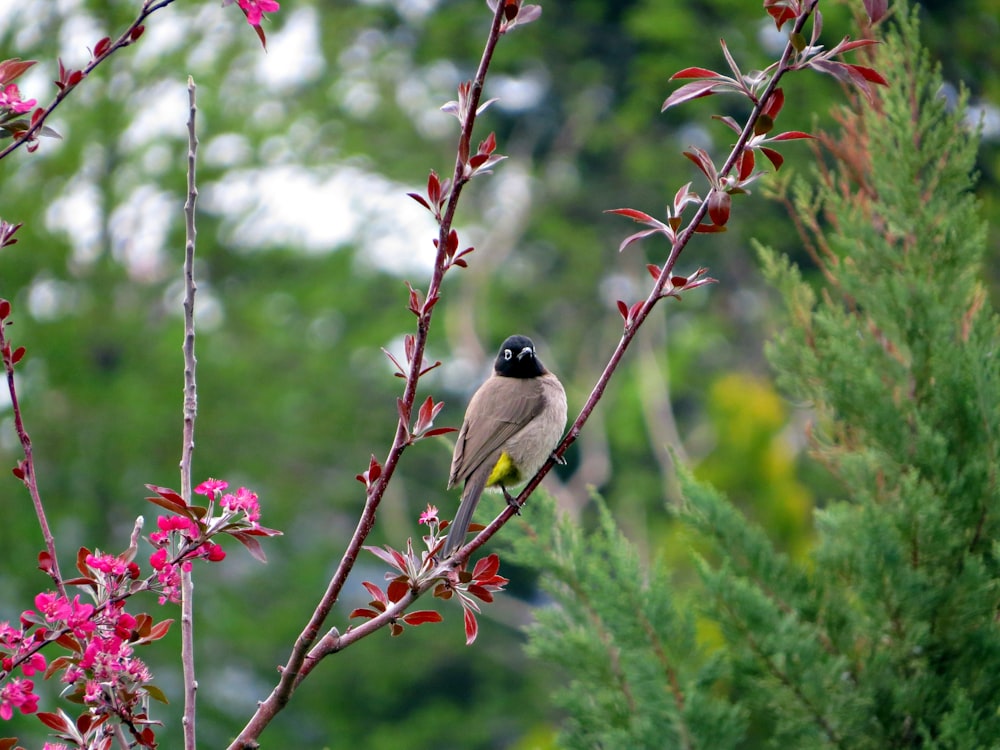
[516, 6, 1000, 747]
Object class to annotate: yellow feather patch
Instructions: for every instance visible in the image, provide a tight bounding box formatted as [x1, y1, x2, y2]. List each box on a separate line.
[486, 452, 521, 487]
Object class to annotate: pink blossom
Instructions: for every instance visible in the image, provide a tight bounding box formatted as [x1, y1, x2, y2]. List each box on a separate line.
[222, 486, 261, 522]
[34, 592, 95, 636]
[83, 680, 102, 704]
[199, 542, 226, 562]
[86, 552, 129, 576]
[155, 562, 182, 605]
[0, 83, 35, 114]
[237, 0, 279, 26]
[0, 677, 38, 720]
[20, 653, 45, 677]
[195, 477, 228, 496]
[149, 548, 168, 570]
[157, 514, 197, 537]
[419, 504, 439, 525]
[0, 621, 21, 650]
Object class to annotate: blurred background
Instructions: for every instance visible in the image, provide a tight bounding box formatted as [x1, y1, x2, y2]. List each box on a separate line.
[0, 0, 997, 746]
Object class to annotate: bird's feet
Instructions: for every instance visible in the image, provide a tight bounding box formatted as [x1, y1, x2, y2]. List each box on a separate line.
[501, 485, 522, 515]
[551, 450, 567, 466]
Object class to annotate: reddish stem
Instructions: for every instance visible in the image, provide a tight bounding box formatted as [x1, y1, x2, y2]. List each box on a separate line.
[0, 316, 66, 598]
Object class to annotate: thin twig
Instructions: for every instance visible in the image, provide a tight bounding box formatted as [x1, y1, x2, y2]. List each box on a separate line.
[179, 75, 200, 750]
[0, 314, 67, 597]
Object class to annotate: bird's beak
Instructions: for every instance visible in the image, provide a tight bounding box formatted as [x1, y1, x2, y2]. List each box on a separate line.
[517, 346, 534, 360]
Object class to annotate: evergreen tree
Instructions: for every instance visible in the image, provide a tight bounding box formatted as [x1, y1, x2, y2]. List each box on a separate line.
[514, 6, 1000, 747]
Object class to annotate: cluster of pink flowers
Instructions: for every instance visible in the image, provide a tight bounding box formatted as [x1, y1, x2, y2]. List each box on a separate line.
[0, 82, 34, 115]
[0, 477, 272, 746]
[0, 620, 46, 720]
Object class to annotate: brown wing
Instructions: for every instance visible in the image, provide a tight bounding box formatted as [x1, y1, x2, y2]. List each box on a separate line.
[448, 375, 548, 487]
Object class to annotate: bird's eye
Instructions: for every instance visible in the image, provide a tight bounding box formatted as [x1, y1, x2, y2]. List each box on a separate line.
[504, 349, 513, 360]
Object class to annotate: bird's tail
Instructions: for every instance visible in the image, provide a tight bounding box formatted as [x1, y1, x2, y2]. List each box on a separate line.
[443, 468, 490, 556]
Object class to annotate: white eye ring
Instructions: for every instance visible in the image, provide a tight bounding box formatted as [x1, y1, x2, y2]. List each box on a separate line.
[504, 349, 513, 360]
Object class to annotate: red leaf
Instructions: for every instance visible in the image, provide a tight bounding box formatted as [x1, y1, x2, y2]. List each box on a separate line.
[606, 207, 656, 224]
[464, 608, 479, 645]
[362, 581, 387, 605]
[736, 149, 755, 182]
[387, 578, 409, 603]
[230, 531, 268, 563]
[38, 712, 70, 732]
[0, 299, 9, 319]
[478, 131, 497, 155]
[760, 147, 785, 171]
[661, 80, 721, 111]
[763, 2, 796, 30]
[671, 276, 688, 288]
[467, 584, 494, 603]
[11, 346, 24, 364]
[405, 281, 423, 316]
[707, 191, 731, 227]
[863, 0, 887, 23]
[472, 552, 500, 580]
[381, 347, 406, 376]
[762, 87, 785, 120]
[130, 24, 145, 42]
[38, 550, 53, 573]
[682, 148, 718, 183]
[646, 264, 661, 280]
[367, 454, 382, 483]
[77, 546, 91, 577]
[147, 619, 173, 641]
[423, 426, 458, 437]
[427, 170, 441, 206]
[145, 484, 187, 508]
[407, 192, 430, 211]
[364, 544, 406, 570]
[694, 222, 728, 234]
[837, 39, 881, 54]
[251, 21, 267, 51]
[93, 36, 111, 58]
[402, 610, 442, 626]
[616, 300, 628, 321]
[349, 607, 380, 620]
[669, 66, 724, 80]
[0, 58, 37, 86]
[845, 64, 889, 86]
[768, 130, 815, 141]
[629, 300, 644, 322]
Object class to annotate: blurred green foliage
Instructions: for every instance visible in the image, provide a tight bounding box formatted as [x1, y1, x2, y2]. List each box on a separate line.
[0, 0, 997, 746]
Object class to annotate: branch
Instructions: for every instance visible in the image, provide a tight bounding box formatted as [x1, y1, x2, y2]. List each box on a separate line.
[179, 75, 200, 750]
[0, 0, 174, 161]
[225, 3, 512, 746]
[0, 302, 67, 598]
[448, 6, 822, 561]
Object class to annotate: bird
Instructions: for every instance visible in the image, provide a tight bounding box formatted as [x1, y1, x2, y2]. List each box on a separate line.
[443, 334, 567, 556]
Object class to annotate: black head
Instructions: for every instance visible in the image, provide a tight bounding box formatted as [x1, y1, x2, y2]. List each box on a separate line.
[494, 335, 546, 378]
